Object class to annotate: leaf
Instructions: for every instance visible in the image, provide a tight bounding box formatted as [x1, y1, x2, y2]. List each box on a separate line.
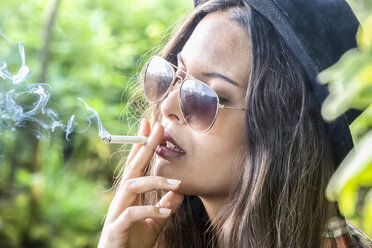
[326, 131, 372, 200]
[357, 15, 372, 50]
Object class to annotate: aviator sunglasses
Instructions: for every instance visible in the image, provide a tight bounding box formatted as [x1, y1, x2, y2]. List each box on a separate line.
[144, 56, 246, 132]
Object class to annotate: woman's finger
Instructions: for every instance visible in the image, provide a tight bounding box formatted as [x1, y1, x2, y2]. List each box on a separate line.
[126, 119, 151, 165]
[106, 122, 163, 224]
[125, 123, 164, 179]
[108, 177, 181, 222]
[146, 191, 185, 234]
[109, 120, 151, 211]
[112, 206, 172, 233]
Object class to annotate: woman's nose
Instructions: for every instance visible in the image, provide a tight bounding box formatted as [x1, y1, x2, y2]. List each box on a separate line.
[160, 85, 184, 125]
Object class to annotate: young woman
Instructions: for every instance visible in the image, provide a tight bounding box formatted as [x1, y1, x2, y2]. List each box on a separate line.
[98, 0, 372, 247]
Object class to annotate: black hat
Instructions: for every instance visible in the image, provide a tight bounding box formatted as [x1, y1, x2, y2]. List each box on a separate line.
[194, 0, 361, 166]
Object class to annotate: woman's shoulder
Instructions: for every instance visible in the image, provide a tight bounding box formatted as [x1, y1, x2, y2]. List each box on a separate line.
[323, 216, 372, 248]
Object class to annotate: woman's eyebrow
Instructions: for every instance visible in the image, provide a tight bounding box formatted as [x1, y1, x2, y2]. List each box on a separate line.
[201, 72, 239, 87]
[177, 52, 240, 88]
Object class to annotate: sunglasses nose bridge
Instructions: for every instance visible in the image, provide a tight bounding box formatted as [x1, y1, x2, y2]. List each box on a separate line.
[168, 75, 182, 93]
[162, 76, 181, 102]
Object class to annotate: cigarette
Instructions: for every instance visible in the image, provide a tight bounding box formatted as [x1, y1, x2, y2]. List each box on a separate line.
[102, 135, 147, 144]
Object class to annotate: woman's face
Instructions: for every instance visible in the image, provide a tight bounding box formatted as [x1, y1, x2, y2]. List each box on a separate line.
[154, 12, 251, 199]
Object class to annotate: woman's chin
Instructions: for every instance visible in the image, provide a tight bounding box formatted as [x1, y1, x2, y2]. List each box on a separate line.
[154, 156, 173, 177]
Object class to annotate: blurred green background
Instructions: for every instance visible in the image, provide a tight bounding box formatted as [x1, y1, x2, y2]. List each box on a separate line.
[322, 0, 372, 239]
[0, 0, 191, 247]
[0, 0, 371, 247]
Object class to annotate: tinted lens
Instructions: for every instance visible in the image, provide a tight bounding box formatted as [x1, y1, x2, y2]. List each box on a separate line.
[144, 56, 174, 103]
[179, 79, 218, 132]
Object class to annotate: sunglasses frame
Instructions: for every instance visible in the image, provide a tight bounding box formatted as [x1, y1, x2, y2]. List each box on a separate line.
[144, 56, 246, 133]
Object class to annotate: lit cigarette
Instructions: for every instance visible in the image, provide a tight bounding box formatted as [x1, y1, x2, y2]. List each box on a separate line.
[102, 135, 147, 144]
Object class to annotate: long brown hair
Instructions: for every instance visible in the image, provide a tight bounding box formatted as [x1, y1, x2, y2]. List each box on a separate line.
[139, 0, 338, 247]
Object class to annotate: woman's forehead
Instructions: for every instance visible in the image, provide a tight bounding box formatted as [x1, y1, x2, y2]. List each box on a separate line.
[180, 12, 251, 89]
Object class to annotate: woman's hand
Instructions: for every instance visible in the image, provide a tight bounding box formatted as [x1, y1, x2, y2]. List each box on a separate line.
[98, 120, 185, 248]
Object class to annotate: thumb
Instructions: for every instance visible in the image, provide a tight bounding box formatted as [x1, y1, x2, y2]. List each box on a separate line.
[146, 191, 184, 233]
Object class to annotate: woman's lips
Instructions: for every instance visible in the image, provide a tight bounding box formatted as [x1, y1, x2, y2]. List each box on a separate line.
[156, 145, 185, 160]
[156, 129, 186, 160]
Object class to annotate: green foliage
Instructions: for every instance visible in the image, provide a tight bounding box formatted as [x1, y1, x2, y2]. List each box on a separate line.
[0, 0, 191, 247]
[320, 0, 372, 237]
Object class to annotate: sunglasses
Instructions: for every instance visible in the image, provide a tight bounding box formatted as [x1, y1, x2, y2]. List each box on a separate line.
[144, 56, 246, 132]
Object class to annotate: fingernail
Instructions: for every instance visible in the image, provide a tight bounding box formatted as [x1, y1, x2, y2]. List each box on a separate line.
[159, 208, 171, 215]
[167, 179, 181, 186]
[154, 122, 162, 132]
[140, 119, 146, 130]
[151, 122, 157, 130]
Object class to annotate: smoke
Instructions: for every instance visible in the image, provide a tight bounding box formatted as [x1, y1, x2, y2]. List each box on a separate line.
[77, 97, 110, 139]
[0, 30, 111, 144]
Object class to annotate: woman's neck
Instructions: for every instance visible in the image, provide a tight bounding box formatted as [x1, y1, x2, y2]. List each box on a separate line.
[199, 195, 228, 221]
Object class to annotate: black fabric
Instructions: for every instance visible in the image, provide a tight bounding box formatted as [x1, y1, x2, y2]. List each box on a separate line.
[193, 0, 361, 166]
